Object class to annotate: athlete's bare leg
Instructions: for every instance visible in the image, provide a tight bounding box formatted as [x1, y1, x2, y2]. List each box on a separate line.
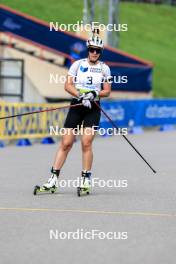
[39, 129, 75, 191]
[81, 127, 96, 171]
[53, 129, 75, 169]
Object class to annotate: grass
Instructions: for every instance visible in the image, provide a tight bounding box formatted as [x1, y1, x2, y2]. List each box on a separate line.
[120, 3, 176, 97]
[1, 0, 176, 97]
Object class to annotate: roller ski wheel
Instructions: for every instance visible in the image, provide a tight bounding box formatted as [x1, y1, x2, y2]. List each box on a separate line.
[77, 187, 90, 197]
[33, 185, 57, 195]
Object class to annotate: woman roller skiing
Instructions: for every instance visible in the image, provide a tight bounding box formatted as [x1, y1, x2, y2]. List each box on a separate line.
[34, 32, 111, 196]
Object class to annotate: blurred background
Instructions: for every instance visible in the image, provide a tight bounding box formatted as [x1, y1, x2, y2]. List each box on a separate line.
[0, 0, 176, 146]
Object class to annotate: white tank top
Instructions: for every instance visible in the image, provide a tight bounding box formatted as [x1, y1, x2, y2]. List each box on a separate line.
[68, 58, 111, 94]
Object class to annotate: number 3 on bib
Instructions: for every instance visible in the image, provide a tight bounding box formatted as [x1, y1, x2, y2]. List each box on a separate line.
[86, 76, 93, 85]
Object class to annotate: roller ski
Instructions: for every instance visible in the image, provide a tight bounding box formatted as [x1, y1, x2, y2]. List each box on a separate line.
[33, 168, 60, 195]
[77, 171, 91, 197]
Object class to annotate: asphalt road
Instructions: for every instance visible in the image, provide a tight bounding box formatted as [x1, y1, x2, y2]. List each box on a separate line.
[0, 131, 176, 264]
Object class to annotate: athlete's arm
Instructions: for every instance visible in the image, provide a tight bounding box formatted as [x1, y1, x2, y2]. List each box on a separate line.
[99, 81, 111, 98]
[65, 60, 81, 97]
[98, 64, 111, 98]
[64, 75, 79, 97]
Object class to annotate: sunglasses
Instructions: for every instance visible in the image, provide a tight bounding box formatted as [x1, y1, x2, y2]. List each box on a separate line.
[88, 47, 102, 54]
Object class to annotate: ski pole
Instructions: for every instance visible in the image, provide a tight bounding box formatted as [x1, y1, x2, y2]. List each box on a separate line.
[95, 101, 156, 174]
[0, 103, 82, 120]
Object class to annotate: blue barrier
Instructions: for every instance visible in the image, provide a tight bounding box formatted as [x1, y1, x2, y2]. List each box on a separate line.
[0, 141, 5, 147]
[16, 138, 32, 146]
[41, 137, 55, 144]
[129, 126, 144, 134]
[159, 125, 175, 132]
[100, 99, 176, 128]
